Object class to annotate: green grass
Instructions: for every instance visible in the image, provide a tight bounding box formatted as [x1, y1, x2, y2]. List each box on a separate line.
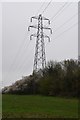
[2, 95, 78, 118]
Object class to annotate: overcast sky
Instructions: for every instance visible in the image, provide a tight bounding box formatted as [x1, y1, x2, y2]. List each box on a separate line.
[0, 0, 78, 88]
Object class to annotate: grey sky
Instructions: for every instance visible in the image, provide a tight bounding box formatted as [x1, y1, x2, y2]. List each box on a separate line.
[2, 1, 78, 87]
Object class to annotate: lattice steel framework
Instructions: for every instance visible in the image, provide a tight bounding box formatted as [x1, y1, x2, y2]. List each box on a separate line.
[28, 14, 52, 73]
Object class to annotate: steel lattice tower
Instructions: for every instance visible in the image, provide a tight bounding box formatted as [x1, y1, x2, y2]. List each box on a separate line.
[28, 14, 52, 73]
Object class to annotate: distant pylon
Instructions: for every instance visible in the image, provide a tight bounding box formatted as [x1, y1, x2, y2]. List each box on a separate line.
[28, 14, 52, 73]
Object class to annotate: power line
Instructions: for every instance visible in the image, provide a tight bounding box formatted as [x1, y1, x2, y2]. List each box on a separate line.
[50, 2, 73, 24]
[54, 12, 78, 32]
[18, 50, 33, 76]
[44, 2, 73, 37]
[50, 2, 68, 20]
[44, 2, 70, 27]
[46, 22, 78, 61]
[12, 41, 31, 71]
[53, 22, 78, 41]
[35, 0, 47, 15]
[15, 44, 33, 74]
[52, 2, 72, 20]
[7, 45, 33, 83]
[6, 44, 32, 83]
[7, 35, 30, 73]
[12, 42, 33, 79]
[6, 37, 31, 81]
[42, 0, 53, 14]
[44, 2, 73, 32]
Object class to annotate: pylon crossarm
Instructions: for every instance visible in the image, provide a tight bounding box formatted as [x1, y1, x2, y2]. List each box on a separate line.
[28, 25, 38, 31]
[44, 35, 50, 42]
[30, 34, 37, 40]
[31, 16, 38, 22]
[42, 17, 50, 24]
[43, 27, 52, 34]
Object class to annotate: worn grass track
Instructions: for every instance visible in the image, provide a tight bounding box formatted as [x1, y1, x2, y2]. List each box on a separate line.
[2, 95, 78, 118]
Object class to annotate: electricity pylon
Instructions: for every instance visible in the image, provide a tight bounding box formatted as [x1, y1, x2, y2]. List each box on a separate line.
[28, 14, 52, 74]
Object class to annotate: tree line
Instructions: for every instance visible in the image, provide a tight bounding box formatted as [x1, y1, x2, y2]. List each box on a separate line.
[5, 59, 80, 98]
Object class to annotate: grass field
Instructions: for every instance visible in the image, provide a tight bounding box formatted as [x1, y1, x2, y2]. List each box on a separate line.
[2, 95, 78, 118]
